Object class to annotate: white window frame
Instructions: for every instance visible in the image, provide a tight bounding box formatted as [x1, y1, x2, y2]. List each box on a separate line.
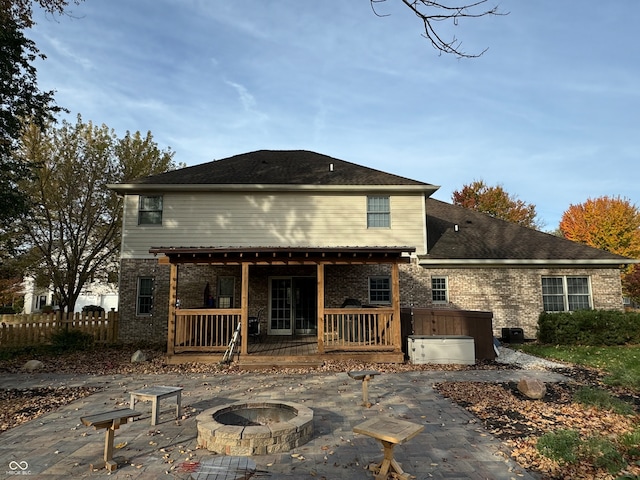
[367, 196, 390, 228]
[542, 276, 592, 312]
[136, 277, 154, 316]
[369, 276, 391, 305]
[431, 276, 448, 303]
[138, 195, 163, 225]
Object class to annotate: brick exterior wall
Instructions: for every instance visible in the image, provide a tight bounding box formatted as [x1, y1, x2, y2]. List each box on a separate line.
[118, 258, 624, 344]
[400, 261, 624, 339]
[118, 258, 170, 345]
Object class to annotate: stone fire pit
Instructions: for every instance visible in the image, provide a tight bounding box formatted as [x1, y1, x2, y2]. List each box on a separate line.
[196, 401, 314, 456]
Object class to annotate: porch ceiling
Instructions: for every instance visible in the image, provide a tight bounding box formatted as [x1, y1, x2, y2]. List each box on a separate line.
[149, 246, 415, 265]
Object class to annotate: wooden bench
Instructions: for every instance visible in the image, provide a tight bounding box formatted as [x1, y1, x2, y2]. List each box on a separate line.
[348, 370, 380, 408]
[80, 408, 141, 471]
[353, 416, 424, 480]
[130, 385, 183, 426]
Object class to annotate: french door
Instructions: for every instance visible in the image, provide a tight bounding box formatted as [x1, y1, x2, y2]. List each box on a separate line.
[268, 277, 317, 335]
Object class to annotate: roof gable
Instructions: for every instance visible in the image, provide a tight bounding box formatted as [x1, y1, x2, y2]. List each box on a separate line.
[123, 150, 434, 188]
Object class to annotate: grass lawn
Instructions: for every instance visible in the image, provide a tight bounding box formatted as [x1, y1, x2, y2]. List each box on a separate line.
[515, 343, 640, 391]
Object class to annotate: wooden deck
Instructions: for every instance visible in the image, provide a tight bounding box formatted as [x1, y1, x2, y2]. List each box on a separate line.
[167, 335, 404, 368]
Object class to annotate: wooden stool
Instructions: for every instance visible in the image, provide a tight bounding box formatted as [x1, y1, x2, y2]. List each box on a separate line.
[353, 416, 424, 480]
[130, 386, 183, 426]
[348, 370, 380, 408]
[81, 408, 141, 471]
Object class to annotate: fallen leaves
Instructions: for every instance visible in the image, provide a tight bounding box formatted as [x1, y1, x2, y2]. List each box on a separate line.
[434, 381, 640, 479]
[0, 386, 100, 434]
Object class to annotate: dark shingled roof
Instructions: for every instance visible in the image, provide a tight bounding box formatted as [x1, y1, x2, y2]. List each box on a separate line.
[126, 150, 433, 187]
[425, 198, 629, 261]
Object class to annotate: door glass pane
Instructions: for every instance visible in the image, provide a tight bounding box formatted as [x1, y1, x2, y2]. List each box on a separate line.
[294, 277, 317, 333]
[270, 279, 291, 332]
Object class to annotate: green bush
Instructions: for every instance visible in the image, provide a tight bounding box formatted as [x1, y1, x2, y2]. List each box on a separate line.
[537, 310, 640, 346]
[50, 329, 94, 351]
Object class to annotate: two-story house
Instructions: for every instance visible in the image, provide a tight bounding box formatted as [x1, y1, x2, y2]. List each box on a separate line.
[109, 150, 630, 365]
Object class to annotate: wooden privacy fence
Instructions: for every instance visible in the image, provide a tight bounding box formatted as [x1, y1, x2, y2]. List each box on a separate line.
[400, 308, 495, 360]
[0, 311, 119, 348]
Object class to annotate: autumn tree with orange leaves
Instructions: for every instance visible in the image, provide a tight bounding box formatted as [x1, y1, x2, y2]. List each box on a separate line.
[559, 196, 640, 258]
[560, 196, 640, 303]
[452, 180, 543, 229]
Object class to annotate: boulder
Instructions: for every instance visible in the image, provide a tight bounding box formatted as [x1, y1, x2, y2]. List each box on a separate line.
[517, 377, 547, 400]
[131, 350, 147, 363]
[21, 360, 44, 372]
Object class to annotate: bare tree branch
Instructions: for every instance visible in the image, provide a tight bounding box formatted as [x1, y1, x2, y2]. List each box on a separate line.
[371, 0, 506, 58]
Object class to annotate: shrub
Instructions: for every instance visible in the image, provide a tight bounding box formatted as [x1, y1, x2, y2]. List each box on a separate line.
[82, 305, 105, 313]
[537, 310, 640, 346]
[50, 329, 94, 351]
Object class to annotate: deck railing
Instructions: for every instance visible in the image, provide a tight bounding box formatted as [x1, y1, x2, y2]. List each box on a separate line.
[323, 308, 395, 351]
[173, 307, 398, 354]
[174, 308, 240, 353]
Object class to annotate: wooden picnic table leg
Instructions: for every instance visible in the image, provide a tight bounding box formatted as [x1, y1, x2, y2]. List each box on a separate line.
[151, 397, 159, 426]
[362, 374, 373, 407]
[175, 390, 182, 419]
[373, 440, 395, 480]
[103, 425, 117, 471]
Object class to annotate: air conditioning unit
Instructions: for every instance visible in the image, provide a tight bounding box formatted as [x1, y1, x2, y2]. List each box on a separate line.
[501, 327, 524, 344]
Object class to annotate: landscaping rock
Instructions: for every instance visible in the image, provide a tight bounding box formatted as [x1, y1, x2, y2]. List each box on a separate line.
[517, 377, 547, 399]
[130, 350, 147, 363]
[21, 360, 44, 372]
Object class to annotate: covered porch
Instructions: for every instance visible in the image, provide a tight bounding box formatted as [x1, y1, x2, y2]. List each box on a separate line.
[149, 246, 414, 365]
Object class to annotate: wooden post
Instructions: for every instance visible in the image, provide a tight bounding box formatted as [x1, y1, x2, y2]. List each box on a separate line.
[104, 424, 116, 471]
[166, 262, 177, 356]
[391, 262, 402, 352]
[317, 262, 325, 354]
[240, 262, 249, 355]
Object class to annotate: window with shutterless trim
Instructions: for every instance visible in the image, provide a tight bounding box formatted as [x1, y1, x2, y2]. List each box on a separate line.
[136, 277, 154, 315]
[431, 276, 448, 303]
[367, 196, 390, 228]
[541, 276, 591, 312]
[138, 195, 163, 225]
[369, 276, 391, 304]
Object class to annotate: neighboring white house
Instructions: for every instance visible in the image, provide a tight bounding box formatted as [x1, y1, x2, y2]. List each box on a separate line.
[22, 276, 118, 313]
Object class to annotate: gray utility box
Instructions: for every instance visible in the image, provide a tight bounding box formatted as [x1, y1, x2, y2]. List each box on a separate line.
[408, 335, 475, 365]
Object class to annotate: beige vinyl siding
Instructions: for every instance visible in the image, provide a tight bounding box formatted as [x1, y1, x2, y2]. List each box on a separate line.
[121, 191, 427, 258]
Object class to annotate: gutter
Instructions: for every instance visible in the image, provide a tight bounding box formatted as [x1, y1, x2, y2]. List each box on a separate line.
[417, 257, 637, 268]
[106, 183, 439, 195]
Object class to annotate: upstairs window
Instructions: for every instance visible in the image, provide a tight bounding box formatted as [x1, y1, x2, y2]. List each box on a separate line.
[369, 276, 391, 304]
[431, 276, 448, 303]
[138, 195, 163, 225]
[367, 196, 390, 228]
[542, 276, 591, 312]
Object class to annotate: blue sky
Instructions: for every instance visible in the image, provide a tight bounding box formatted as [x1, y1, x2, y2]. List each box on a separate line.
[28, 1, 639, 230]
